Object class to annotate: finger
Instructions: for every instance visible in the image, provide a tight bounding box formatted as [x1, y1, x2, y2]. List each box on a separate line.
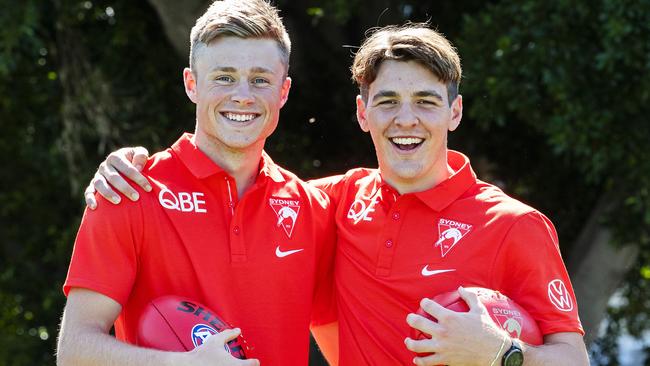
[99, 163, 140, 201]
[200, 329, 233, 349]
[406, 313, 441, 338]
[202, 328, 242, 349]
[458, 286, 486, 314]
[240, 359, 260, 366]
[218, 329, 259, 365]
[419, 297, 453, 321]
[92, 171, 121, 204]
[84, 184, 97, 210]
[404, 337, 438, 354]
[131, 146, 150, 172]
[413, 352, 444, 366]
[107, 151, 151, 193]
[221, 327, 242, 343]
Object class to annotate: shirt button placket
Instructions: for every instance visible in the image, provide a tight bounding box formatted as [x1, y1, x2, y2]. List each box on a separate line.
[376, 200, 404, 277]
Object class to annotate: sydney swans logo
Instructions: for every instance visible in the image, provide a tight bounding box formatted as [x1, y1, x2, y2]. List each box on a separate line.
[269, 197, 301, 238]
[435, 218, 472, 257]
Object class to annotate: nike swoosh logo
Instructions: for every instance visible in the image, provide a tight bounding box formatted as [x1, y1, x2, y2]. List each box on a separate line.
[275, 246, 304, 258]
[421, 266, 456, 277]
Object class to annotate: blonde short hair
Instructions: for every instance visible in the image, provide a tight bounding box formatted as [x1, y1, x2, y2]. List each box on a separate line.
[189, 0, 291, 73]
[351, 23, 462, 104]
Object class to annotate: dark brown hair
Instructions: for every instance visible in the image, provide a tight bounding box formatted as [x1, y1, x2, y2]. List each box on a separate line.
[352, 23, 462, 104]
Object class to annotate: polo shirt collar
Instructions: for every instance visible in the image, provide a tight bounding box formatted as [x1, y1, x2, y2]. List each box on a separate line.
[413, 150, 476, 211]
[258, 151, 285, 183]
[377, 150, 476, 212]
[171, 133, 285, 183]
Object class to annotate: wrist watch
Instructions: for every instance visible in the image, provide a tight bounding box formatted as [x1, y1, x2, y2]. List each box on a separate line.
[502, 339, 523, 366]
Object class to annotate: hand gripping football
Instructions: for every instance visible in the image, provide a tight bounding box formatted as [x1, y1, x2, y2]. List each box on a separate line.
[137, 295, 248, 359]
[411, 287, 543, 346]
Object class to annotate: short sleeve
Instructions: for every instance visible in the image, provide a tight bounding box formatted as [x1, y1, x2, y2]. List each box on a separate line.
[491, 211, 584, 336]
[309, 174, 346, 207]
[63, 195, 143, 306]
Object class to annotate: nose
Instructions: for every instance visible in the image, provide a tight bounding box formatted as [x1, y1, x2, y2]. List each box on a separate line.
[231, 81, 255, 105]
[393, 104, 419, 128]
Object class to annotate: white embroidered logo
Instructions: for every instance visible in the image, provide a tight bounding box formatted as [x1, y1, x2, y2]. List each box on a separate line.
[420, 266, 455, 277]
[269, 197, 301, 238]
[547, 279, 573, 312]
[275, 246, 304, 258]
[158, 187, 207, 213]
[347, 195, 380, 224]
[435, 218, 472, 257]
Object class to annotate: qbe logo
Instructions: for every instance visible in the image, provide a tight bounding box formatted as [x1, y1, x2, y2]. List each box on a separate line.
[347, 195, 379, 224]
[159, 188, 207, 213]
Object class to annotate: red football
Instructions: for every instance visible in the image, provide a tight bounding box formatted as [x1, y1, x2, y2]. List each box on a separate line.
[411, 287, 543, 353]
[136, 295, 247, 359]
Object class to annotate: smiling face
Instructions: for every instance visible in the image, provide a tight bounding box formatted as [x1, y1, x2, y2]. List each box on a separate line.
[184, 36, 291, 153]
[357, 60, 462, 193]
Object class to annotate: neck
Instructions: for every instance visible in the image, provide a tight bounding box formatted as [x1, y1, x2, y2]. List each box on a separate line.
[382, 151, 452, 195]
[193, 134, 262, 197]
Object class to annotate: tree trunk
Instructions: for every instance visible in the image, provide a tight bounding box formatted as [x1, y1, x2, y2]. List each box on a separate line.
[567, 194, 639, 344]
[146, 0, 209, 58]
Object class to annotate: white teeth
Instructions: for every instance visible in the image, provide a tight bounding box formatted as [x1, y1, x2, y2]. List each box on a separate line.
[391, 137, 423, 145]
[224, 112, 257, 122]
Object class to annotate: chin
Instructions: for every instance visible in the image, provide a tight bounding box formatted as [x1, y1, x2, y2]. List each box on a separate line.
[386, 163, 424, 181]
[225, 140, 258, 150]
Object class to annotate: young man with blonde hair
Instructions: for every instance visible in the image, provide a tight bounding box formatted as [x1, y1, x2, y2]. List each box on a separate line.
[57, 1, 336, 365]
[82, 15, 589, 366]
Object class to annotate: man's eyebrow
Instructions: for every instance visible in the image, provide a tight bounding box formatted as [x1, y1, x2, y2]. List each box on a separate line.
[209, 66, 237, 73]
[208, 66, 275, 74]
[251, 67, 274, 74]
[414, 90, 444, 101]
[372, 90, 399, 99]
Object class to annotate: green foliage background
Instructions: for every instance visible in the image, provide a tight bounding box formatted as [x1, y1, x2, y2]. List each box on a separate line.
[0, 0, 648, 364]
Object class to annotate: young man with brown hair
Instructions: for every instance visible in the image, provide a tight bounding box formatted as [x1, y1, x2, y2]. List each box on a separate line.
[315, 24, 588, 365]
[57, 1, 336, 365]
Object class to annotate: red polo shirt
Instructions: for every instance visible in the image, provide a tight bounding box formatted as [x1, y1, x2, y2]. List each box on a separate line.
[313, 150, 583, 365]
[64, 133, 336, 365]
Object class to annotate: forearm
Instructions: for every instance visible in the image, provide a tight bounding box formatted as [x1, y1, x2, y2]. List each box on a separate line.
[522, 343, 589, 366]
[57, 324, 186, 366]
[521, 333, 589, 366]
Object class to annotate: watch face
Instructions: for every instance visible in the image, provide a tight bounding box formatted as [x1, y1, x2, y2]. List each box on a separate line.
[504, 350, 524, 366]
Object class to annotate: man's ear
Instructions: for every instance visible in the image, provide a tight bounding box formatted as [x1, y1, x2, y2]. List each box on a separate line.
[183, 68, 198, 104]
[448, 95, 463, 132]
[279, 77, 292, 108]
[356, 95, 370, 132]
